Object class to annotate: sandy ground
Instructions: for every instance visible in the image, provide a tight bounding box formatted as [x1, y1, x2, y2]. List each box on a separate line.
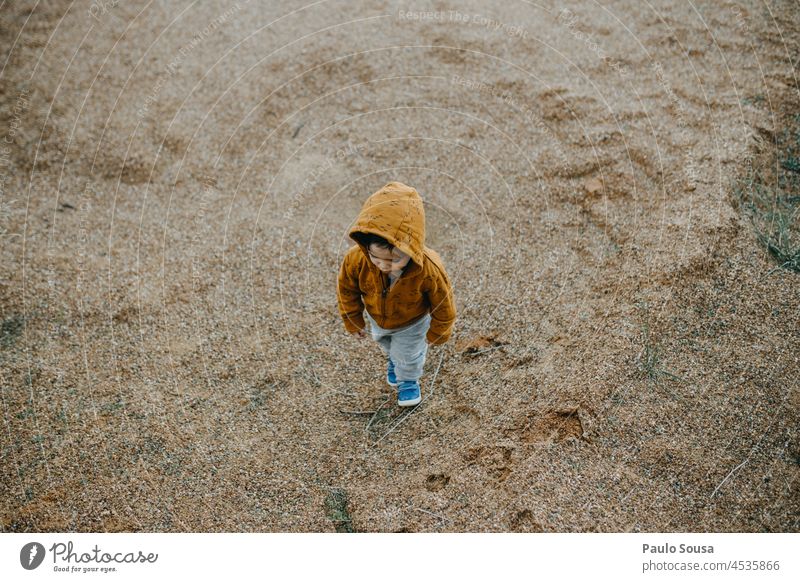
[0, 0, 798, 532]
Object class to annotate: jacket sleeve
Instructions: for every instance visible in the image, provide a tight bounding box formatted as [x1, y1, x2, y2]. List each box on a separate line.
[337, 250, 366, 334]
[425, 263, 456, 345]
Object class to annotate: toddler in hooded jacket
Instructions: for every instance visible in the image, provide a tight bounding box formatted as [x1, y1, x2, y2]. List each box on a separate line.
[337, 181, 456, 406]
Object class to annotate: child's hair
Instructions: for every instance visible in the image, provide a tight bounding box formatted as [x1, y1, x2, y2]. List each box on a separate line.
[352, 232, 394, 251]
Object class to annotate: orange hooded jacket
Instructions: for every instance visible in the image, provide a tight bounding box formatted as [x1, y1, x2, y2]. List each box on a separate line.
[337, 182, 456, 345]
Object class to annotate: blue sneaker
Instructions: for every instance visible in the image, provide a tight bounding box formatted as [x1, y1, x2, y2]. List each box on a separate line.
[397, 380, 421, 407]
[386, 359, 398, 387]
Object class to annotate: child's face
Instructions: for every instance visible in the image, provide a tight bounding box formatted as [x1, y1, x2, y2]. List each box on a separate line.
[368, 243, 411, 274]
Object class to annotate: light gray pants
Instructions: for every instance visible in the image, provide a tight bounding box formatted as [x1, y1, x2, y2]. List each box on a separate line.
[363, 310, 432, 382]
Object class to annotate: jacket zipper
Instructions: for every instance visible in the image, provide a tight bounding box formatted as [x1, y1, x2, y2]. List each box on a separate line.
[379, 265, 409, 327]
[380, 272, 388, 327]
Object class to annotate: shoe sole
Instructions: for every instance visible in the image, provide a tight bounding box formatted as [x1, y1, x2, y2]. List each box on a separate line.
[397, 395, 421, 407]
[387, 378, 399, 387]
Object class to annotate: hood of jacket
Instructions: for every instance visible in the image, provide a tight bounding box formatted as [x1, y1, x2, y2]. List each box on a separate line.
[348, 181, 426, 273]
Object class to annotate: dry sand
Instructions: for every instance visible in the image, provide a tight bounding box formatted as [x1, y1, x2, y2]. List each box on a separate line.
[0, 0, 798, 532]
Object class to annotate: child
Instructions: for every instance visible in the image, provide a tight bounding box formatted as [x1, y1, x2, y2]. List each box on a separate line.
[337, 181, 456, 406]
